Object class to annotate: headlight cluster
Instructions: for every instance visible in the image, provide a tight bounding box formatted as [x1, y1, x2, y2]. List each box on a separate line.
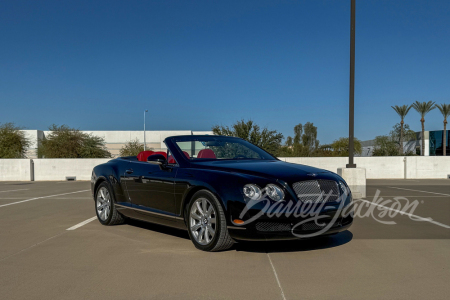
[243, 184, 285, 201]
[339, 181, 350, 195]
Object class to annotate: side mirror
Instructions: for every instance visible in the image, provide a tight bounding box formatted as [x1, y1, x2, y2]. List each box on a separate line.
[147, 154, 167, 165]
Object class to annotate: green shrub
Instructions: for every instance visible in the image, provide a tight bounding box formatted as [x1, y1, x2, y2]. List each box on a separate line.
[0, 123, 31, 158]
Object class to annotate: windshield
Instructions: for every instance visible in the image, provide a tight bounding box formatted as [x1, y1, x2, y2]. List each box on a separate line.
[173, 136, 276, 160]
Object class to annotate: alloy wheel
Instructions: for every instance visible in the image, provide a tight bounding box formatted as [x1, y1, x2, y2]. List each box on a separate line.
[96, 187, 111, 221]
[189, 198, 217, 245]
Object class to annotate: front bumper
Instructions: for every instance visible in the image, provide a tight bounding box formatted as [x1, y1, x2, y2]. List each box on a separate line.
[228, 216, 353, 241]
[226, 196, 354, 241]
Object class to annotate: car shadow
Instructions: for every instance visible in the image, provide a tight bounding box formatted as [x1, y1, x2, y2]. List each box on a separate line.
[125, 218, 353, 252]
[125, 218, 191, 240]
[234, 230, 353, 253]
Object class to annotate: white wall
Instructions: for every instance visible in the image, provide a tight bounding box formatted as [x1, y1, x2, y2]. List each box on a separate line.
[280, 156, 406, 179]
[281, 157, 348, 173]
[0, 159, 32, 181]
[2, 156, 450, 181]
[355, 157, 405, 179]
[405, 156, 450, 179]
[33, 159, 111, 181]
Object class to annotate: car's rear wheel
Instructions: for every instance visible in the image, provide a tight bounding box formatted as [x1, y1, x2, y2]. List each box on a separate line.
[95, 182, 124, 225]
[186, 190, 234, 251]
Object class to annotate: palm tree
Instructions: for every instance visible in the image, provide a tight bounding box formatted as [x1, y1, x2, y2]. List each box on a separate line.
[435, 104, 450, 156]
[411, 101, 436, 156]
[391, 105, 412, 154]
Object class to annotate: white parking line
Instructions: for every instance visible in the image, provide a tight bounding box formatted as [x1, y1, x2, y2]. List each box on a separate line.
[359, 199, 450, 229]
[0, 189, 29, 193]
[67, 216, 97, 230]
[267, 253, 287, 300]
[387, 186, 450, 196]
[0, 190, 90, 208]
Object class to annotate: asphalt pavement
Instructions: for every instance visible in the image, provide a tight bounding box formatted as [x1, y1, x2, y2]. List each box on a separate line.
[0, 179, 449, 300]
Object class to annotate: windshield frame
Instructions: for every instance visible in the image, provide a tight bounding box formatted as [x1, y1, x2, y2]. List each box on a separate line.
[166, 135, 278, 163]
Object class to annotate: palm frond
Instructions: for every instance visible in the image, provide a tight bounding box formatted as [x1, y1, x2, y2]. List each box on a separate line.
[411, 101, 436, 118]
[391, 105, 412, 119]
[435, 104, 450, 119]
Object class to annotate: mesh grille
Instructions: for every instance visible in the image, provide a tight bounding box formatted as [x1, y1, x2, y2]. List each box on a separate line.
[292, 180, 340, 203]
[301, 220, 340, 231]
[255, 222, 291, 232]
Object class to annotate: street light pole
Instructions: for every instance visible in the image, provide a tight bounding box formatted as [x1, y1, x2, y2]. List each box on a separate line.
[144, 110, 148, 151]
[347, 0, 356, 168]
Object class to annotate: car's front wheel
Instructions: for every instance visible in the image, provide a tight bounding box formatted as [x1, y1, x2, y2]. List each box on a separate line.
[95, 182, 125, 226]
[186, 190, 234, 251]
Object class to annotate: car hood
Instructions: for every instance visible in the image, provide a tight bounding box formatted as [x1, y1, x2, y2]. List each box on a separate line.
[191, 159, 337, 183]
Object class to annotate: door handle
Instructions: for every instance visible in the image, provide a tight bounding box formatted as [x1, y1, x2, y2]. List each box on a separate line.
[125, 169, 134, 174]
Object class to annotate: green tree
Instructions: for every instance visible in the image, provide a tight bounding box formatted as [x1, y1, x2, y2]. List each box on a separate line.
[372, 135, 399, 156]
[435, 104, 450, 156]
[330, 137, 362, 157]
[279, 122, 319, 157]
[372, 124, 416, 156]
[412, 101, 435, 156]
[119, 139, 145, 157]
[390, 123, 417, 150]
[391, 105, 412, 155]
[0, 123, 31, 158]
[39, 125, 111, 158]
[212, 120, 283, 155]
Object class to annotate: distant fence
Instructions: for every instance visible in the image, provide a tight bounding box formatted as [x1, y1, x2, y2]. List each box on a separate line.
[0, 157, 449, 181]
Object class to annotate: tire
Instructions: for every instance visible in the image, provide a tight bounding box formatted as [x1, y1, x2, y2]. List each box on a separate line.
[95, 181, 125, 226]
[186, 190, 234, 252]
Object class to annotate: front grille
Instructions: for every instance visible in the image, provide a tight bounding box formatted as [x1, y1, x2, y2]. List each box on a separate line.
[292, 180, 340, 203]
[300, 220, 340, 231]
[255, 222, 291, 232]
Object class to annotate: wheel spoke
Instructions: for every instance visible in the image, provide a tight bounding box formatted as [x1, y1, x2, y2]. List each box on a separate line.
[202, 199, 207, 215]
[100, 189, 105, 199]
[191, 223, 201, 231]
[205, 227, 210, 243]
[207, 224, 215, 236]
[209, 217, 216, 224]
[198, 227, 205, 242]
[190, 212, 201, 220]
[195, 201, 204, 215]
[206, 205, 213, 217]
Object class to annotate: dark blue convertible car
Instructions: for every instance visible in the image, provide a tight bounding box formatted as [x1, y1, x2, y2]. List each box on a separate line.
[91, 135, 353, 251]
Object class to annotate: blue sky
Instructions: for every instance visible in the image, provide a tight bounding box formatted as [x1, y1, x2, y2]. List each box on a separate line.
[1, 0, 450, 144]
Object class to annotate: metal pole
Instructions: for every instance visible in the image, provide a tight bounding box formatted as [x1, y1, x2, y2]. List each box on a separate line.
[346, 0, 356, 168]
[144, 110, 148, 151]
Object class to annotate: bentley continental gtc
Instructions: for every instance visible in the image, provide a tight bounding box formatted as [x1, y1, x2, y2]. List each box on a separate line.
[91, 135, 353, 251]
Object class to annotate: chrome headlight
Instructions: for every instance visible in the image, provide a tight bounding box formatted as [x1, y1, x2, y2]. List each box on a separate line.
[265, 184, 285, 201]
[339, 181, 349, 195]
[243, 184, 262, 200]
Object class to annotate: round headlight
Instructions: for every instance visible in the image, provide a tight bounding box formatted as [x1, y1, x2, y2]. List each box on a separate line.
[339, 181, 349, 195]
[243, 184, 262, 200]
[265, 184, 285, 201]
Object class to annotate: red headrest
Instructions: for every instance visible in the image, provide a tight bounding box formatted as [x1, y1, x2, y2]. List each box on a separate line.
[182, 151, 190, 159]
[197, 149, 216, 159]
[137, 151, 154, 162]
[152, 151, 167, 159]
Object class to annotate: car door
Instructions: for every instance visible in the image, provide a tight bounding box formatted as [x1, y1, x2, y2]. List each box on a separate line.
[124, 160, 177, 214]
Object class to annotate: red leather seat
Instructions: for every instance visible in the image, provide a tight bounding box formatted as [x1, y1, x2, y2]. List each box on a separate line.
[197, 149, 216, 159]
[137, 151, 154, 162]
[168, 151, 190, 164]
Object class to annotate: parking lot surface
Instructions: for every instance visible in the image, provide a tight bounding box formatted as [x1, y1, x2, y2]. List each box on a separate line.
[0, 179, 449, 299]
